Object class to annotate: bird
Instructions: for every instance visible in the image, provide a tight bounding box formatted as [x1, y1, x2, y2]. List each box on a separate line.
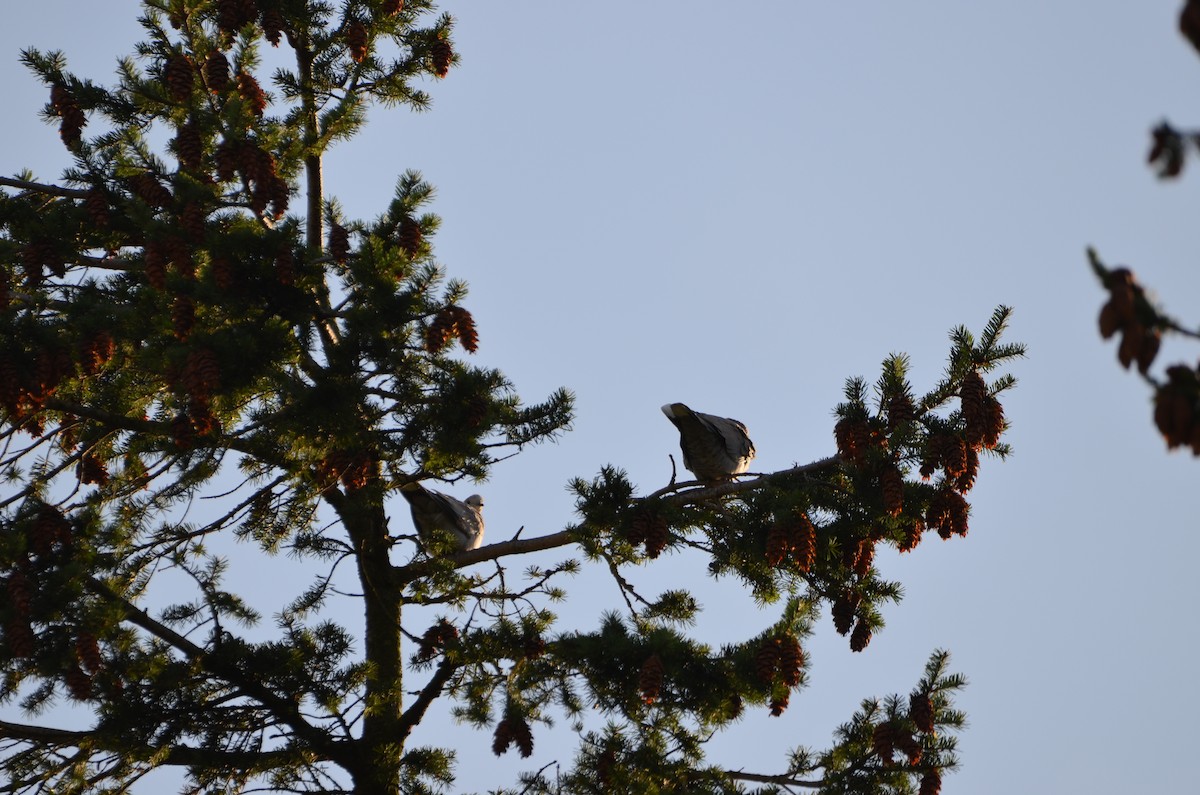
[400, 482, 485, 551]
[661, 402, 756, 483]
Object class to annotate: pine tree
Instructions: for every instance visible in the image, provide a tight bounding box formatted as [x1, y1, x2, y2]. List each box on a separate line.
[1091, 1, 1200, 453]
[0, 3, 1023, 793]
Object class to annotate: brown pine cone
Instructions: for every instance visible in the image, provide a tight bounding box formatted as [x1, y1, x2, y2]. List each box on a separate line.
[172, 295, 196, 340]
[431, 37, 453, 77]
[755, 638, 781, 683]
[768, 691, 789, 717]
[831, 593, 857, 636]
[835, 416, 872, 463]
[897, 517, 923, 553]
[511, 715, 534, 758]
[84, 188, 110, 228]
[414, 618, 458, 663]
[166, 237, 195, 280]
[886, 391, 917, 429]
[790, 512, 817, 572]
[275, 247, 295, 285]
[329, 222, 351, 264]
[849, 619, 871, 652]
[180, 202, 206, 242]
[237, 72, 268, 116]
[492, 718, 515, 756]
[216, 0, 258, 35]
[203, 51, 231, 91]
[6, 617, 35, 658]
[78, 454, 109, 486]
[919, 768, 942, 795]
[174, 121, 204, 172]
[425, 308, 455, 353]
[871, 721, 896, 765]
[210, 256, 235, 291]
[852, 537, 875, 578]
[129, 173, 173, 210]
[448, 306, 479, 353]
[638, 653, 665, 704]
[909, 692, 934, 733]
[80, 330, 115, 375]
[960, 370, 987, 441]
[953, 444, 979, 493]
[381, 0, 404, 16]
[981, 397, 1004, 449]
[1137, 327, 1162, 375]
[347, 19, 369, 62]
[261, 8, 286, 46]
[881, 464, 903, 516]
[215, 139, 240, 183]
[397, 215, 422, 255]
[765, 522, 788, 567]
[895, 729, 922, 766]
[183, 348, 221, 401]
[1098, 299, 1121, 338]
[65, 664, 93, 700]
[50, 84, 86, 147]
[76, 631, 103, 673]
[164, 54, 194, 102]
[6, 570, 32, 615]
[778, 635, 804, 687]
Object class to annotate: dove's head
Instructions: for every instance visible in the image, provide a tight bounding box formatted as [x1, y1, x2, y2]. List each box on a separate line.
[465, 495, 484, 509]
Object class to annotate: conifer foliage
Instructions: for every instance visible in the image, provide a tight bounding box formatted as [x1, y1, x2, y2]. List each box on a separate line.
[0, 3, 1022, 793]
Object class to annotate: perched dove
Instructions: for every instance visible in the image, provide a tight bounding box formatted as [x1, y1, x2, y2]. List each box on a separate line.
[661, 402, 756, 483]
[400, 482, 485, 551]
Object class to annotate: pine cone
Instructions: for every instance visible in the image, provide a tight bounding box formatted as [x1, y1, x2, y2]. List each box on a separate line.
[211, 255, 235, 291]
[765, 522, 788, 567]
[448, 306, 479, 353]
[79, 330, 115, 375]
[871, 721, 897, 765]
[76, 631, 103, 673]
[1117, 322, 1144, 370]
[831, 592, 857, 636]
[84, 188, 110, 228]
[275, 247, 295, 285]
[1097, 299, 1121, 338]
[778, 635, 804, 687]
[172, 295, 196, 340]
[50, 84, 86, 147]
[216, 0, 258, 35]
[641, 513, 669, 559]
[790, 512, 817, 571]
[381, 0, 404, 16]
[909, 692, 934, 734]
[768, 691, 790, 717]
[32, 505, 72, 558]
[163, 53, 194, 102]
[852, 537, 875, 578]
[5, 617, 35, 658]
[982, 396, 1005, 449]
[65, 664, 93, 700]
[431, 37, 453, 77]
[835, 416, 871, 463]
[6, 570, 32, 615]
[414, 618, 458, 663]
[78, 453, 109, 486]
[1137, 327, 1162, 375]
[926, 488, 969, 539]
[522, 627, 546, 660]
[129, 173, 173, 210]
[329, 222, 351, 264]
[215, 139, 240, 183]
[183, 348, 221, 401]
[959, 370, 987, 444]
[953, 444, 979, 493]
[755, 638, 781, 683]
[881, 464, 903, 516]
[511, 715, 534, 758]
[261, 8, 286, 46]
[397, 215, 422, 256]
[0, 355, 18, 413]
[849, 619, 871, 652]
[173, 121, 204, 172]
[919, 768, 942, 795]
[425, 308, 455, 353]
[166, 236, 195, 280]
[895, 729, 922, 766]
[171, 413, 197, 448]
[886, 390, 917, 430]
[347, 19, 369, 63]
[236, 72, 268, 116]
[181, 202, 206, 242]
[638, 653, 665, 704]
[203, 51, 231, 91]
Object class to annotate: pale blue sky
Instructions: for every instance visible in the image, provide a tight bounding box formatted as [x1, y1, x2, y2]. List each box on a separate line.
[3, 2, 1200, 792]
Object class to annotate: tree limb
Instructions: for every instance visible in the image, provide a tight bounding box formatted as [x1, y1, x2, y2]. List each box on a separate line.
[0, 175, 87, 198]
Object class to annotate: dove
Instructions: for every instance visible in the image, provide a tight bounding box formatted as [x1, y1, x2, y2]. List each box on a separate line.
[400, 482, 485, 551]
[661, 402, 756, 483]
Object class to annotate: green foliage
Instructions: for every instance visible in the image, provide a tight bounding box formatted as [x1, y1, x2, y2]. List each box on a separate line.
[0, 3, 1021, 794]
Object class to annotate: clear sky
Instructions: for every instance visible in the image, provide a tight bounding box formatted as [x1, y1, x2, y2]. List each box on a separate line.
[3, 2, 1200, 793]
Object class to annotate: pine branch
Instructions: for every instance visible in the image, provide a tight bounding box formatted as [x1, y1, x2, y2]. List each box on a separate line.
[82, 577, 353, 768]
[0, 175, 87, 198]
[396, 656, 459, 745]
[723, 769, 824, 789]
